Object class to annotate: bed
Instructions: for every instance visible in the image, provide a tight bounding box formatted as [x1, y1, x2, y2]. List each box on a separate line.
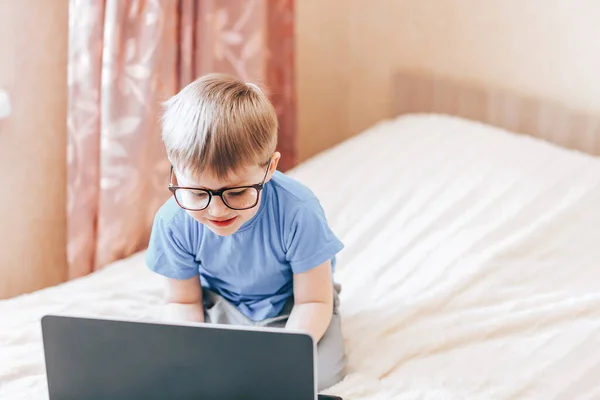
[2, 72, 600, 399]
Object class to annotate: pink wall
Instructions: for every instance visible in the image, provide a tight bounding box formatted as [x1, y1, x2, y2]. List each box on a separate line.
[0, 0, 69, 298]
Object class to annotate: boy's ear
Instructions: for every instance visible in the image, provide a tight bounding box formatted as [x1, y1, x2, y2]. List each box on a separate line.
[266, 151, 281, 181]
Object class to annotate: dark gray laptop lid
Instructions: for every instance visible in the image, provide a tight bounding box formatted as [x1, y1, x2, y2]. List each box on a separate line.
[41, 315, 316, 400]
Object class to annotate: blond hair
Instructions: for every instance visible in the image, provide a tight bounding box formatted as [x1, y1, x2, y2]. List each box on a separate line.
[161, 73, 278, 180]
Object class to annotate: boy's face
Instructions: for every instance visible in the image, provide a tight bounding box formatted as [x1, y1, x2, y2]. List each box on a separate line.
[173, 153, 280, 236]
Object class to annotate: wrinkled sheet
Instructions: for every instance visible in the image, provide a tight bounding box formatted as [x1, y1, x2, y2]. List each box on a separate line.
[2, 114, 600, 399]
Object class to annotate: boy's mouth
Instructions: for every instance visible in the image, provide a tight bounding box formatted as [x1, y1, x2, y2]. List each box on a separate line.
[208, 216, 238, 228]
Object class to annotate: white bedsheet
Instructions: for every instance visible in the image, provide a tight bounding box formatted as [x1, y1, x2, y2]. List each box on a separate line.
[2, 114, 600, 399]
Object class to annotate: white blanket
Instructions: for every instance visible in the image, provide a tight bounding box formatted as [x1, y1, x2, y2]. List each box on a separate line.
[2, 114, 600, 399]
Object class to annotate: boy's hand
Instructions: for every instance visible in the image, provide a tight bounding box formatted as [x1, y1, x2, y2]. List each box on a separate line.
[286, 261, 334, 342]
[161, 277, 205, 323]
[162, 302, 205, 323]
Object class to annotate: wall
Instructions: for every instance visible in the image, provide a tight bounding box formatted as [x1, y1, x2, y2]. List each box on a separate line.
[296, 0, 600, 161]
[295, 0, 350, 163]
[0, 0, 69, 298]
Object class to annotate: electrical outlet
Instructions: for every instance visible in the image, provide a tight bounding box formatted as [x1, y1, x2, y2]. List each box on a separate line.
[0, 89, 11, 119]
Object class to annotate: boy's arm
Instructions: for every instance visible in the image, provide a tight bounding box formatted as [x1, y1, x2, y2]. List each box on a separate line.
[161, 277, 205, 323]
[286, 260, 334, 342]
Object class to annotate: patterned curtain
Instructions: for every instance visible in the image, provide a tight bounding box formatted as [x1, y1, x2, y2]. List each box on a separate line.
[67, 0, 295, 279]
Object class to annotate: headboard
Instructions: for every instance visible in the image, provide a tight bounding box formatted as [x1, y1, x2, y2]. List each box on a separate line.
[393, 71, 600, 156]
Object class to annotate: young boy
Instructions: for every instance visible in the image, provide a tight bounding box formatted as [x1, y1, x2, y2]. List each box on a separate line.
[146, 73, 346, 390]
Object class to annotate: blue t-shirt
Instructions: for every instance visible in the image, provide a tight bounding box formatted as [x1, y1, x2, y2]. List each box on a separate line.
[145, 171, 344, 321]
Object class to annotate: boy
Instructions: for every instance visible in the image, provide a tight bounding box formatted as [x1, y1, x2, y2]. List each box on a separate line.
[146, 73, 346, 390]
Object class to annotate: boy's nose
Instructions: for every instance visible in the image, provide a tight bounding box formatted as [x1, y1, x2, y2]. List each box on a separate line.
[207, 196, 229, 217]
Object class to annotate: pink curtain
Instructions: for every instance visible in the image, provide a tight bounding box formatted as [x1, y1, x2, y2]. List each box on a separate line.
[67, 0, 296, 279]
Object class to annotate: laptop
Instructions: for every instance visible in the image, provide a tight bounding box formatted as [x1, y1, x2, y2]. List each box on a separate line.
[41, 315, 342, 400]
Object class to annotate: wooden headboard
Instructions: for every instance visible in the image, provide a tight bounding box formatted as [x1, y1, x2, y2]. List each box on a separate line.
[393, 71, 600, 156]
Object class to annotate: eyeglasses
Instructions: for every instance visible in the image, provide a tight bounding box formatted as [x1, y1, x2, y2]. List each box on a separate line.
[168, 161, 271, 211]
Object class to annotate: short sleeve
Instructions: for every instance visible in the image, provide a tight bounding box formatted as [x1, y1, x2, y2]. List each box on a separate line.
[285, 199, 344, 274]
[145, 208, 199, 280]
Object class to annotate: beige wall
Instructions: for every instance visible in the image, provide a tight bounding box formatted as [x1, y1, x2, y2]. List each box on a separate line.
[0, 0, 69, 298]
[296, 0, 600, 161]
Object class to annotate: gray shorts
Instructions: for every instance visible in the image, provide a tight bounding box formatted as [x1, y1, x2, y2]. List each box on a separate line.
[202, 284, 347, 391]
